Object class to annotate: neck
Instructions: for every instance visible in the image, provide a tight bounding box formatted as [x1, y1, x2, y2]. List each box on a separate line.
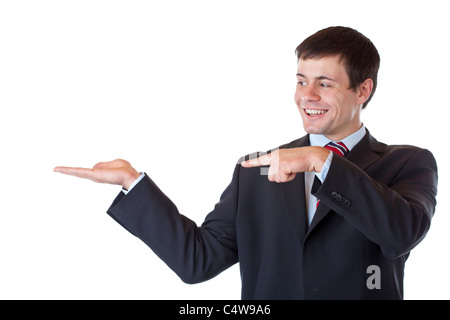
[325, 122, 363, 142]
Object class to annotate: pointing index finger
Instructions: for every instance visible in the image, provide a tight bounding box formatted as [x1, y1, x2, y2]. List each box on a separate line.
[241, 153, 272, 168]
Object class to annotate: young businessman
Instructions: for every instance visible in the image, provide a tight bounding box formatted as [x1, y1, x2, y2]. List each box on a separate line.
[54, 26, 438, 299]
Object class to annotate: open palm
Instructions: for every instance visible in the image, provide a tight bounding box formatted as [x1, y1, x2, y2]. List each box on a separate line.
[54, 159, 140, 190]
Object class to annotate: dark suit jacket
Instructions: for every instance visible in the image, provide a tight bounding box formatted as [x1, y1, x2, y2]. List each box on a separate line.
[107, 129, 438, 299]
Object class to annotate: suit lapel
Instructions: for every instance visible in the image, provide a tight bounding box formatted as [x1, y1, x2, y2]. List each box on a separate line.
[346, 129, 384, 171]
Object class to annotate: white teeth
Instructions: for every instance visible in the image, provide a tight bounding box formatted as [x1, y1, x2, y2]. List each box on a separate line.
[305, 109, 327, 115]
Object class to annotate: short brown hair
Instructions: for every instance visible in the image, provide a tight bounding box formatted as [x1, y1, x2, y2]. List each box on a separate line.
[295, 26, 380, 109]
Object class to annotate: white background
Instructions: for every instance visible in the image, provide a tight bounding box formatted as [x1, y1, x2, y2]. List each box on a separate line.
[1, 0, 448, 300]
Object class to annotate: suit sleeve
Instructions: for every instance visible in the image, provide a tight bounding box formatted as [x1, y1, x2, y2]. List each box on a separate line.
[106, 166, 240, 284]
[313, 148, 438, 259]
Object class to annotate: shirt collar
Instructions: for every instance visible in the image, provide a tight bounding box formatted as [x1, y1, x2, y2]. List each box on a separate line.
[309, 124, 366, 151]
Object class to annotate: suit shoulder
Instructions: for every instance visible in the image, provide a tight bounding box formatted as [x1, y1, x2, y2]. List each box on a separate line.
[380, 143, 437, 168]
[383, 143, 432, 156]
[279, 135, 309, 149]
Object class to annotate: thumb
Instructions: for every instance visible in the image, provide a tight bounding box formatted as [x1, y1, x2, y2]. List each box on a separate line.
[93, 162, 107, 169]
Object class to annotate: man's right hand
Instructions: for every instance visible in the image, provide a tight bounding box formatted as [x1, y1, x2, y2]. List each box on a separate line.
[54, 159, 141, 190]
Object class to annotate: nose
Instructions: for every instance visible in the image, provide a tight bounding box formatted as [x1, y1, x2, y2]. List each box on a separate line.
[294, 84, 321, 105]
[298, 84, 321, 103]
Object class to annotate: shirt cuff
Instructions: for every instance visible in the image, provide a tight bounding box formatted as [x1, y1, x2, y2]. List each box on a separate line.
[122, 172, 145, 195]
[315, 151, 333, 182]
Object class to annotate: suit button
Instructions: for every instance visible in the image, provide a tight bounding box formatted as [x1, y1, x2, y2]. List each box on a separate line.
[343, 199, 351, 207]
[331, 191, 342, 201]
[331, 192, 351, 207]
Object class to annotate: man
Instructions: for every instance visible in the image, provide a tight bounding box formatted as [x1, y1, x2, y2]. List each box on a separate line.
[54, 26, 438, 299]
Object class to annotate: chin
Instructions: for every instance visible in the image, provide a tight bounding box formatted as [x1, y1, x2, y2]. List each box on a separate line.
[302, 124, 324, 135]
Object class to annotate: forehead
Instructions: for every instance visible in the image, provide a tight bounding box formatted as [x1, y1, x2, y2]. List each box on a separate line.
[297, 56, 349, 83]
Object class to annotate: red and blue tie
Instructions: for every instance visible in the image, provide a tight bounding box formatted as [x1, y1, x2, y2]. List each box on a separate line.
[325, 141, 349, 157]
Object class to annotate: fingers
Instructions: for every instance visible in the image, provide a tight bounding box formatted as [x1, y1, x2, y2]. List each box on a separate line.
[54, 159, 126, 176]
[53, 166, 95, 180]
[240, 150, 298, 183]
[54, 166, 78, 174]
[241, 153, 272, 168]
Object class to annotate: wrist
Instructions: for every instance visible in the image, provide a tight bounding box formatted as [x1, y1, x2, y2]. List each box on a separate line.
[311, 147, 332, 173]
[122, 169, 141, 190]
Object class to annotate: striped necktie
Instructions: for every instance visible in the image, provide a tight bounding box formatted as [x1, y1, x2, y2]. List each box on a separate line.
[325, 141, 349, 157]
[316, 141, 348, 208]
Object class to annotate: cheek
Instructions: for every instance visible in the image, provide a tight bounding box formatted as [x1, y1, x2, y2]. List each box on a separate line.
[334, 91, 346, 103]
[327, 89, 345, 106]
[294, 88, 301, 105]
[327, 91, 352, 114]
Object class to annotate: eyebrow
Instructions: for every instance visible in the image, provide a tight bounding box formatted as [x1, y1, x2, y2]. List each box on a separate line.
[296, 73, 337, 82]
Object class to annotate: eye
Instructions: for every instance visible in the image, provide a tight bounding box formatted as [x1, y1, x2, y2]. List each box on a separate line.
[297, 81, 307, 86]
[320, 83, 331, 88]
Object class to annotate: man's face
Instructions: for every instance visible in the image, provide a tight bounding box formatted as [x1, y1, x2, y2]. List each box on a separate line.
[294, 56, 365, 141]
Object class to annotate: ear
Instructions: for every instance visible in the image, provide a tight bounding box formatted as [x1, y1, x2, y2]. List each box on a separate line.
[357, 78, 374, 105]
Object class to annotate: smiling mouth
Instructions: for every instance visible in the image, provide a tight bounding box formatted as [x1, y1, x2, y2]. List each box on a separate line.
[304, 108, 328, 117]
